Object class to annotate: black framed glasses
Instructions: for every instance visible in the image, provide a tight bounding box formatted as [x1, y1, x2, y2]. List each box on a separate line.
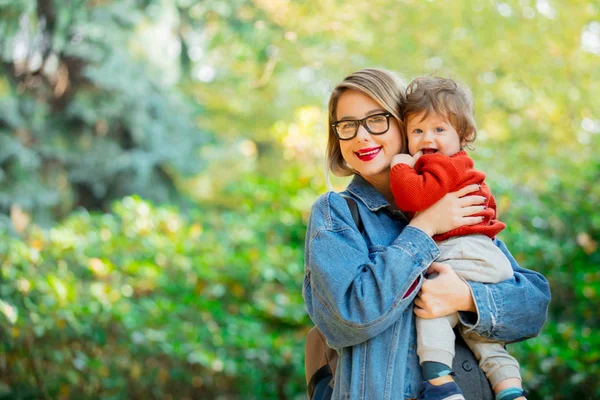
[331, 113, 392, 140]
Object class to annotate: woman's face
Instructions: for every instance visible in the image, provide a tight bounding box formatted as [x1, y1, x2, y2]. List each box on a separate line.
[336, 90, 403, 186]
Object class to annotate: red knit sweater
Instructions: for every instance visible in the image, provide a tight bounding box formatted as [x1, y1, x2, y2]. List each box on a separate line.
[390, 151, 505, 242]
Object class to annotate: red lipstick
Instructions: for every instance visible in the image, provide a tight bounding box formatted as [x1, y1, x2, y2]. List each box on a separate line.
[355, 146, 382, 161]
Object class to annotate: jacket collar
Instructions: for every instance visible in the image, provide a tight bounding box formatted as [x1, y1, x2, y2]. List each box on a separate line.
[344, 174, 392, 212]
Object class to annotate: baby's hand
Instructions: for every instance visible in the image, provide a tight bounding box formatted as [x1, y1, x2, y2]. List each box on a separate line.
[391, 151, 422, 168]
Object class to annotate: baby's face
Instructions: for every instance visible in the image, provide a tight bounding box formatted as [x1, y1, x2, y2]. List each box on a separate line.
[406, 111, 462, 157]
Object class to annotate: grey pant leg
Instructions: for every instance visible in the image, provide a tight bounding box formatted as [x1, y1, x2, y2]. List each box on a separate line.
[417, 313, 459, 367]
[461, 328, 522, 388]
[419, 234, 518, 384]
[436, 235, 513, 283]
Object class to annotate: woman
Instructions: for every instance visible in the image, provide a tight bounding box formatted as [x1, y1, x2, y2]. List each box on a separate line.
[303, 68, 550, 399]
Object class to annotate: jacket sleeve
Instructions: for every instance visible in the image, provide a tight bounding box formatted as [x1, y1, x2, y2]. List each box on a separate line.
[303, 193, 440, 349]
[458, 239, 551, 342]
[390, 155, 463, 212]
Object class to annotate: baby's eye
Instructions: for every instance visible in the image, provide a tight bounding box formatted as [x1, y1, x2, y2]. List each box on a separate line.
[435, 127, 445, 133]
[413, 128, 423, 134]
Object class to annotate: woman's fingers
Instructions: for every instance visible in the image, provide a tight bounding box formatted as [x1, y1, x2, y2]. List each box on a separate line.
[458, 194, 486, 207]
[410, 184, 486, 236]
[462, 216, 486, 226]
[426, 262, 452, 275]
[414, 296, 424, 309]
[453, 183, 480, 198]
[460, 205, 487, 216]
[414, 306, 430, 319]
[414, 297, 432, 319]
[414, 263, 475, 318]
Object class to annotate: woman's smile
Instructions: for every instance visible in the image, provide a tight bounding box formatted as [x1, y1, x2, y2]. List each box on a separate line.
[355, 146, 382, 161]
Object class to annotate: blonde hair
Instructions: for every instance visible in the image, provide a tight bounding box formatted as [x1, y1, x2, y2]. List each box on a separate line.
[404, 76, 477, 148]
[326, 68, 407, 177]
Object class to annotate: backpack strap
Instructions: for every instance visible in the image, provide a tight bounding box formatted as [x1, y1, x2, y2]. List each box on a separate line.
[341, 195, 363, 232]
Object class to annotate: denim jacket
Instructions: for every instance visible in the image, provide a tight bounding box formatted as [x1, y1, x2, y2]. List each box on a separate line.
[303, 175, 550, 400]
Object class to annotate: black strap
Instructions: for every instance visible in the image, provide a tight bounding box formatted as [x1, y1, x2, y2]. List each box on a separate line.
[312, 375, 334, 400]
[342, 196, 363, 232]
[452, 329, 494, 399]
[308, 364, 332, 399]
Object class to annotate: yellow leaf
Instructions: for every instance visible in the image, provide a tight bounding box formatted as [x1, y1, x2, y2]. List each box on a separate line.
[189, 223, 203, 238]
[192, 376, 203, 388]
[231, 283, 244, 298]
[89, 258, 108, 277]
[577, 233, 598, 255]
[10, 205, 30, 234]
[59, 384, 70, 399]
[0, 300, 18, 325]
[130, 362, 142, 379]
[159, 367, 169, 383]
[30, 239, 44, 251]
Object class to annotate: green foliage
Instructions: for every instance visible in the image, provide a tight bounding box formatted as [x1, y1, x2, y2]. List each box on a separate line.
[498, 159, 600, 399]
[0, 188, 308, 399]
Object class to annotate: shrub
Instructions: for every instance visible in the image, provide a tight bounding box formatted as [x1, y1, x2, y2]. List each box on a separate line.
[0, 191, 308, 399]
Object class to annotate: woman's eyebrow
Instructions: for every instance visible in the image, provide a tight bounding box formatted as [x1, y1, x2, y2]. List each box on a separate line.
[338, 109, 385, 120]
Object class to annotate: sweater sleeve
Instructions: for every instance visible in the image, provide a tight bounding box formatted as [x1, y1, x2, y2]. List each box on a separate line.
[390, 154, 464, 212]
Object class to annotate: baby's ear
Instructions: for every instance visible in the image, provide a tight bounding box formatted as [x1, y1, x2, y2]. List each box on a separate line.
[463, 129, 475, 144]
[461, 129, 476, 150]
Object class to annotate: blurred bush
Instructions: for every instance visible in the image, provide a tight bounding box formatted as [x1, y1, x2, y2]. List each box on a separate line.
[498, 159, 600, 399]
[0, 177, 309, 399]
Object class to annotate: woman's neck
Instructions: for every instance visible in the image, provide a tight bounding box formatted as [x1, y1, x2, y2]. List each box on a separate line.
[363, 174, 397, 208]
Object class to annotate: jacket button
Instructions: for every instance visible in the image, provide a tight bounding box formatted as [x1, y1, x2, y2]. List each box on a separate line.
[462, 360, 473, 372]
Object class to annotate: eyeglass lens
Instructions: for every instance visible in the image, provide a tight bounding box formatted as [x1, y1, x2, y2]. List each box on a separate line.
[336, 114, 389, 139]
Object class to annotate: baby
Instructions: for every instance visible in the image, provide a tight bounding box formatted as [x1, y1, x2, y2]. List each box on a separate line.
[390, 76, 527, 400]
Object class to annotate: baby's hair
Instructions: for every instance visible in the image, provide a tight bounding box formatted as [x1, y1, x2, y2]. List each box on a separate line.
[404, 76, 477, 148]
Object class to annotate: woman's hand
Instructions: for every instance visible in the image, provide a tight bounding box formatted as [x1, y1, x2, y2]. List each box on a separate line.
[409, 184, 486, 237]
[413, 262, 476, 319]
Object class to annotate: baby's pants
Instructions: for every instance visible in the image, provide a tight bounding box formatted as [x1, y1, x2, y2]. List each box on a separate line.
[416, 234, 521, 388]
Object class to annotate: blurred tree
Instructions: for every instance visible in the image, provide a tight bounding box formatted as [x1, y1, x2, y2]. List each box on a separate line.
[0, 0, 206, 228]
